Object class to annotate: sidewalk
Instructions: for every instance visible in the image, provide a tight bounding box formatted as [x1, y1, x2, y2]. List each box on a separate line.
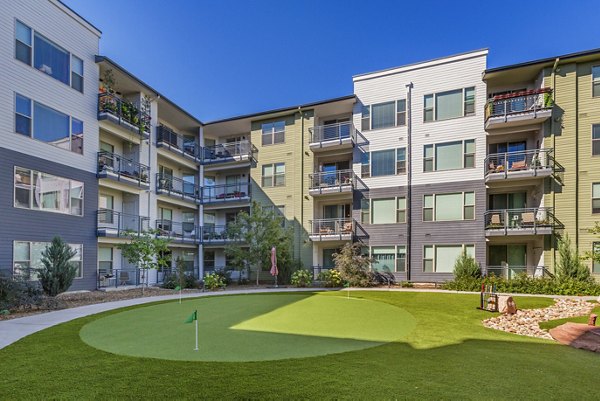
[1, 287, 597, 350]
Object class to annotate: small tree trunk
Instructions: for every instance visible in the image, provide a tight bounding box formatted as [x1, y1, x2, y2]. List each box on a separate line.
[256, 260, 261, 286]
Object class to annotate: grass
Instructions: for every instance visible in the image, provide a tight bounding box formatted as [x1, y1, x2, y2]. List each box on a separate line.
[1, 291, 599, 400]
[539, 305, 600, 331]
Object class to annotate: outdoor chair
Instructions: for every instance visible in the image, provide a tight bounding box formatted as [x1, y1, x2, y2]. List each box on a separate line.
[119, 271, 129, 285]
[490, 214, 501, 226]
[521, 212, 535, 227]
[510, 160, 527, 171]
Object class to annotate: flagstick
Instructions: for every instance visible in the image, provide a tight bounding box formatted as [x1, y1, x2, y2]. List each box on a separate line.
[179, 288, 182, 304]
[194, 318, 199, 351]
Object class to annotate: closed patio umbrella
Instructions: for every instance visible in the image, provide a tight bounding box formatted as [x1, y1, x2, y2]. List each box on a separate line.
[270, 246, 278, 287]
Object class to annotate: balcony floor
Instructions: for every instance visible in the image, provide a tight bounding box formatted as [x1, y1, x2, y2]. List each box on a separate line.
[98, 170, 150, 190]
[309, 138, 354, 152]
[485, 167, 553, 183]
[485, 227, 553, 236]
[309, 233, 353, 242]
[309, 184, 353, 197]
[485, 109, 552, 131]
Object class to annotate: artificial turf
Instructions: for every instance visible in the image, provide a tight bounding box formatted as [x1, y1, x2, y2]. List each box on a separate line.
[538, 304, 600, 331]
[1, 291, 599, 400]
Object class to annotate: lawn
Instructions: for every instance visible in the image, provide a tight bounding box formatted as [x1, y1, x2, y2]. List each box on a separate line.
[539, 304, 600, 331]
[1, 291, 599, 400]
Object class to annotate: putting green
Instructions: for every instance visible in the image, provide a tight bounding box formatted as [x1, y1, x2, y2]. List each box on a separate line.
[80, 293, 416, 361]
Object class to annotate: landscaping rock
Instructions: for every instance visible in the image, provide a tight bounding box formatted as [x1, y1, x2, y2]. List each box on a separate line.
[483, 299, 595, 340]
[549, 322, 600, 353]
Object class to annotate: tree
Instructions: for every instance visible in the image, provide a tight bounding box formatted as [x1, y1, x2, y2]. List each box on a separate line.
[453, 249, 481, 279]
[118, 230, 171, 293]
[225, 202, 294, 286]
[38, 237, 77, 296]
[556, 234, 591, 282]
[333, 243, 375, 287]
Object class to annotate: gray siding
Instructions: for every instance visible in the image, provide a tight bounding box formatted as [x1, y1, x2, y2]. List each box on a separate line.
[0, 148, 99, 290]
[409, 180, 486, 282]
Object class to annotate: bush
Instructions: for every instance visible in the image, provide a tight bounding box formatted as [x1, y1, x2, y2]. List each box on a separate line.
[317, 269, 343, 287]
[38, 237, 78, 297]
[333, 243, 376, 287]
[204, 272, 226, 290]
[556, 235, 591, 282]
[291, 269, 312, 287]
[453, 250, 481, 279]
[162, 272, 199, 290]
[213, 269, 232, 286]
[0, 273, 44, 312]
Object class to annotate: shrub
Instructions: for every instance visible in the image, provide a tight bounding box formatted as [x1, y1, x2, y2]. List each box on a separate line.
[453, 250, 481, 279]
[162, 272, 198, 290]
[38, 237, 78, 297]
[556, 235, 591, 282]
[213, 269, 232, 286]
[333, 243, 376, 287]
[0, 273, 44, 312]
[204, 272, 226, 290]
[291, 269, 312, 288]
[317, 269, 343, 287]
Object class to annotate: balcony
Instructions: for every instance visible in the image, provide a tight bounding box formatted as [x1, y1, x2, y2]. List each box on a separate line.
[309, 122, 356, 152]
[155, 220, 200, 244]
[98, 92, 151, 138]
[309, 170, 355, 196]
[485, 149, 555, 183]
[200, 141, 257, 166]
[309, 218, 354, 241]
[201, 182, 251, 206]
[97, 151, 150, 189]
[156, 125, 198, 162]
[202, 225, 240, 245]
[485, 265, 552, 279]
[485, 88, 553, 130]
[97, 209, 150, 237]
[484, 208, 561, 236]
[156, 174, 201, 204]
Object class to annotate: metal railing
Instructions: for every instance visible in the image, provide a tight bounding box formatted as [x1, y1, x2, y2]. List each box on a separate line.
[155, 220, 200, 243]
[97, 151, 150, 185]
[157, 125, 198, 159]
[485, 88, 553, 121]
[484, 149, 554, 177]
[485, 265, 552, 279]
[97, 268, 147, 288]
[156, 173, 200, 202]
[309, 169, 355, 190]
[201, 182, 251, 204]
[98, 92, 151, 134]
[200, 140, 257, 164]
[309, 121, 356, 144]
[97, 209, 150, 236]
[201, 225, 236, 242]
[484, 207, 560, 233]
[312, 265, 334, 278]
[309, 218, 354, 237]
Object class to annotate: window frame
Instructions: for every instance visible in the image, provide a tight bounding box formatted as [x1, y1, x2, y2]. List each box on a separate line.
[365, 148, 407, 178]
[592, 124, 600, 156]
[422, 192, 475, 222]
[593, 183, 600, 214]
[13, 240, 83, 279]
[261, 121, 286, 146]
[423, 139, 476, 172]
[360, 198, 370, 224]
[423, 87, 476, 122]
[423, 244, 475, 273]
[367, 245, 407, 273]
[592, 65, 600, 98]
[361, 99, 406, 131]
[369, 196, 406, 224]
[261, 163, 285, 187]
[593, 242, 600, 273]
[14, 93, 84, 155]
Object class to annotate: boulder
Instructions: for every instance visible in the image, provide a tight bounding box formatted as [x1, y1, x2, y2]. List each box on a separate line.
[549, 322, 600, 353]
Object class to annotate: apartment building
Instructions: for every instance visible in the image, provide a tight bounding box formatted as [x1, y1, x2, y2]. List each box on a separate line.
[0, 0, 101, 290]
[483, 49, 600, 278]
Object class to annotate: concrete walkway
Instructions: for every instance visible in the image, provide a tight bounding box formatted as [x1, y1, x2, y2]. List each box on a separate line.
[1, 287, 597, 350]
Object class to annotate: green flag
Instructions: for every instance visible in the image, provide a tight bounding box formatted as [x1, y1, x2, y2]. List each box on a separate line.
[184, 310, 197, 324]
[344, 282, 350, 288]
[174, 285, 181, 292]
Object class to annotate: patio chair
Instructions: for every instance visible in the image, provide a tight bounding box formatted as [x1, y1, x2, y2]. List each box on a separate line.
[119, 271, 129, 285]
[510, 160, 527, 171]
[490, 214, 501, 226]
[521, 212, 535, 227]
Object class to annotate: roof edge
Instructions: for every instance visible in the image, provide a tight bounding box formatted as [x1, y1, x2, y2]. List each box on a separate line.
[55, 0, 102, 36]
[485, 47, 600, 74]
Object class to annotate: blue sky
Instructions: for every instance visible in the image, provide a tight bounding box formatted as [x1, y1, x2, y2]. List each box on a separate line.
[65, 0, 600, 122]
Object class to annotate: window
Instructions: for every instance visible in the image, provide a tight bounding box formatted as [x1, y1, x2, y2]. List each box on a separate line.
[423, 244, 474, 273]
[593, 124, 600, 156]
[71, 55, 83, 92]
[369, 246, 406, 272]
[262, 163, 285, 187]
[396, 100, 406, 126]
[361, 100, 406, 130]
[371, 197, 406, 224]
[15, 94, 83, 154]
[14, 241, 83, 279]
[397, 197, 407, 223]
[15, 20, 32, 65]
[423, 140, 475, 171]
[360, 198, 370, 224]
[423, 192, 475, 221]
[593, 243, 600, 273]
[15, 21, 83, 90]
[593, 183, 600, 214]
[424, 87, 476, 122]
[98, 247, 113, 273]
[14, 167, 84, 216]
[593, 66, 600, 97]
[371, 148, 406, 177]
[98, 194, 114, 224]
[361, 152, 370, 178]
[262, 121, 285, 145]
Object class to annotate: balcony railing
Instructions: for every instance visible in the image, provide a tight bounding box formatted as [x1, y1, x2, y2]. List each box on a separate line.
[97, 209, 150, 237]
[98, 268, 147, 288]
[200, 140, 257, 165]
[309, 121, 356, 146]
[309, 218, 354, 240]
[485, 88, 553, 121]
[156, 173, 201, 203]
[484, 207, 561, 235]
[97, 151, 150, 187]
[485, 265, 553, 279]
[98, 92, 151, 135]
[157, 125, 198, 160]
[485, 149, 554, 179]
[309, 169, 355, 191]
[201, 182, 251, 204]
[156, 220, 200, 243]
[201, 225, 238, 243]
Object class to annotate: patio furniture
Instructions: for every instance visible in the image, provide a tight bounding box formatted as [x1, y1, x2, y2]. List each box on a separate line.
[119, 271, 129, 285]
[521, 212, 535, 227]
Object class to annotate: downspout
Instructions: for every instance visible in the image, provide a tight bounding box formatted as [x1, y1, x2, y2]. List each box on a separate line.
[550, 58, 559, 268]
[405, 82, 413, 281]
[298, 107, 305, 264]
